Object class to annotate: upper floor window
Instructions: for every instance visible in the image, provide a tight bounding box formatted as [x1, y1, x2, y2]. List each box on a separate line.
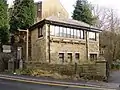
[54, 26, 60, 36]
[59, 27, 63, 37]
[50, 25, 84, 39]
[89, 32, 96, 41]
[80, 30, 84, 39]
[50, 25, 55, 36]
[67, 28, 71, 38]
[74, 29, 77, 38]
[63, 27, 67, 37]
[38, 26, 43, 38]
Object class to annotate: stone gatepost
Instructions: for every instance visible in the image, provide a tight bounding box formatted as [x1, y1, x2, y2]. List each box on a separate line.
[95, 60, 107, 80]
[8, 58, 15, 72]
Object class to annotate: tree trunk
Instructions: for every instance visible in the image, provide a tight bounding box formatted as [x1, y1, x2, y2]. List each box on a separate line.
[0, 43, 3, 53]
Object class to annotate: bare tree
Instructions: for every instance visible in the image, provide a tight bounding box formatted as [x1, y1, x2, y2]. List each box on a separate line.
[93, 5, 120, 68]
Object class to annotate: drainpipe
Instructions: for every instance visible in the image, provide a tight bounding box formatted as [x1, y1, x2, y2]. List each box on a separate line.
[86, 30, 88, 60]
[48, 24, 51, 63]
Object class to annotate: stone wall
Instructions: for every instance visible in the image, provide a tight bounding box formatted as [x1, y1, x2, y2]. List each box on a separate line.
[26, 60, 107, 80]
[30, 24, 100, 64]
[31, 25, 47, 62]
[48, 33, 100, 64]
[88, 33, 100, 58]
[50, 40, 86, 64]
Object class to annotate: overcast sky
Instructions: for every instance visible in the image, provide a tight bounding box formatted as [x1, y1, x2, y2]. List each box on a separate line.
[7, 0, 120, 17]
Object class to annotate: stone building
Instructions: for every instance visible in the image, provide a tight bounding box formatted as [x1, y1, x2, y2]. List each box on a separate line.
[34, 0, 69, 22]
[29, 16, 102, 64]
[15, 0, 102, 64]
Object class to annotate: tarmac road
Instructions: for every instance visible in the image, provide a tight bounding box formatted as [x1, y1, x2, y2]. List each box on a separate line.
[0, 78, 102, 90]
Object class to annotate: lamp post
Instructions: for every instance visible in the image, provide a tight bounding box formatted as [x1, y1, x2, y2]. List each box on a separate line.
[18, 29, 29, 62]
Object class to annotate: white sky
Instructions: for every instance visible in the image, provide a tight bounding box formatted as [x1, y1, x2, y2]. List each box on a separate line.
[7, 0, 120, 17]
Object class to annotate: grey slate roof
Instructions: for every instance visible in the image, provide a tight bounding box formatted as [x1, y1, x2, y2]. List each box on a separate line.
[29, 16, 101, 32]
[45, 16, 101, 30]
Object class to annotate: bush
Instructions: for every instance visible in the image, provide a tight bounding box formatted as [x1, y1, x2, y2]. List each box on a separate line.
[15, 69, 32, 75]
[111, 62, 120, 70]
[0, 53, 11, 72]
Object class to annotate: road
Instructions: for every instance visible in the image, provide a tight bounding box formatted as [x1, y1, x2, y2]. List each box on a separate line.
[0, 79, 103, 90]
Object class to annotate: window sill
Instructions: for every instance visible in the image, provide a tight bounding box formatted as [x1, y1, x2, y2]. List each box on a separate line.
[50, 36, 86, 44]
[89, 40, 98, 43]
[37, 36, 44, 40]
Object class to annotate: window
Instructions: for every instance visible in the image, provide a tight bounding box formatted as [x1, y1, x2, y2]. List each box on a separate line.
[55, 26, 60, 36]
[63, 27, 67, 37]
[50, 25, 55, 36]
[71, 29, 74, 38]
[76, 30, 80, 39]
[68, 53, 72, 63]
[74, 29, 77, 38]
[89, 32, 96, 40]
[67, 28, 71, 38]
[80, 30, 84, 39]
[38, 27, 43, 38]
[49, 25, 85, 40]
[59, 27, 63, 37]
[75, 53, 80, 60]
[59, 53, 64, 63]
[90, 54, 97, 60]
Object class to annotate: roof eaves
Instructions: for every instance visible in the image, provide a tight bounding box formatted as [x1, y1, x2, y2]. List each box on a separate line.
[29, 19, 46, 31]
[45, 19, 102, 32]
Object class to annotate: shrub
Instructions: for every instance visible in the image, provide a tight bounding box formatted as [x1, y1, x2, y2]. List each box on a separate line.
[15, 68, 32, 75]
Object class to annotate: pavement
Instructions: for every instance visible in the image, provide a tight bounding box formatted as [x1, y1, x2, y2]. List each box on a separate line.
[108, 71, 120, 83]
[0, 74, 119, 90]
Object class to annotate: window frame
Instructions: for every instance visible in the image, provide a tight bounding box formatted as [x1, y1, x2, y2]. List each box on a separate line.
[89, 31, 97, 41]
[75, 53, 80, 60]
[54, 26, 60, 37]
[90, 54, 97, 61]
[59, 53, 64, 63]
[38, 26, 43, 38]
[67, 53, 72, 63]
[50, 25, 55, 36]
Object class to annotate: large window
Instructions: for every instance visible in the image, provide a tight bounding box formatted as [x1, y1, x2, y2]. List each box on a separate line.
[50, 25, 55, 36]
[80, 30, 84, 39]
[67, 28, 71, 38]
[89, 32, 96, 40]
[76, 30, 80, 39]
[38, 27, 43, 38]
[74, 29, 77, 38]
[59, 53, 64, 63]
[50, 25, 85, 39]
[59, 27, 63, 37]
[63, 27, 67, 37]
[54, 26, 60, 36]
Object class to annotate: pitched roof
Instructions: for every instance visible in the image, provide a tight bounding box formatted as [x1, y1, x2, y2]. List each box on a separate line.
[29, 16, 102, 32]
[46, 16, 100, 30]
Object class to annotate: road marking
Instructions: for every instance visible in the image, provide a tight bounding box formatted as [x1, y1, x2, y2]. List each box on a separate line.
[0, 76, 115, 90]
